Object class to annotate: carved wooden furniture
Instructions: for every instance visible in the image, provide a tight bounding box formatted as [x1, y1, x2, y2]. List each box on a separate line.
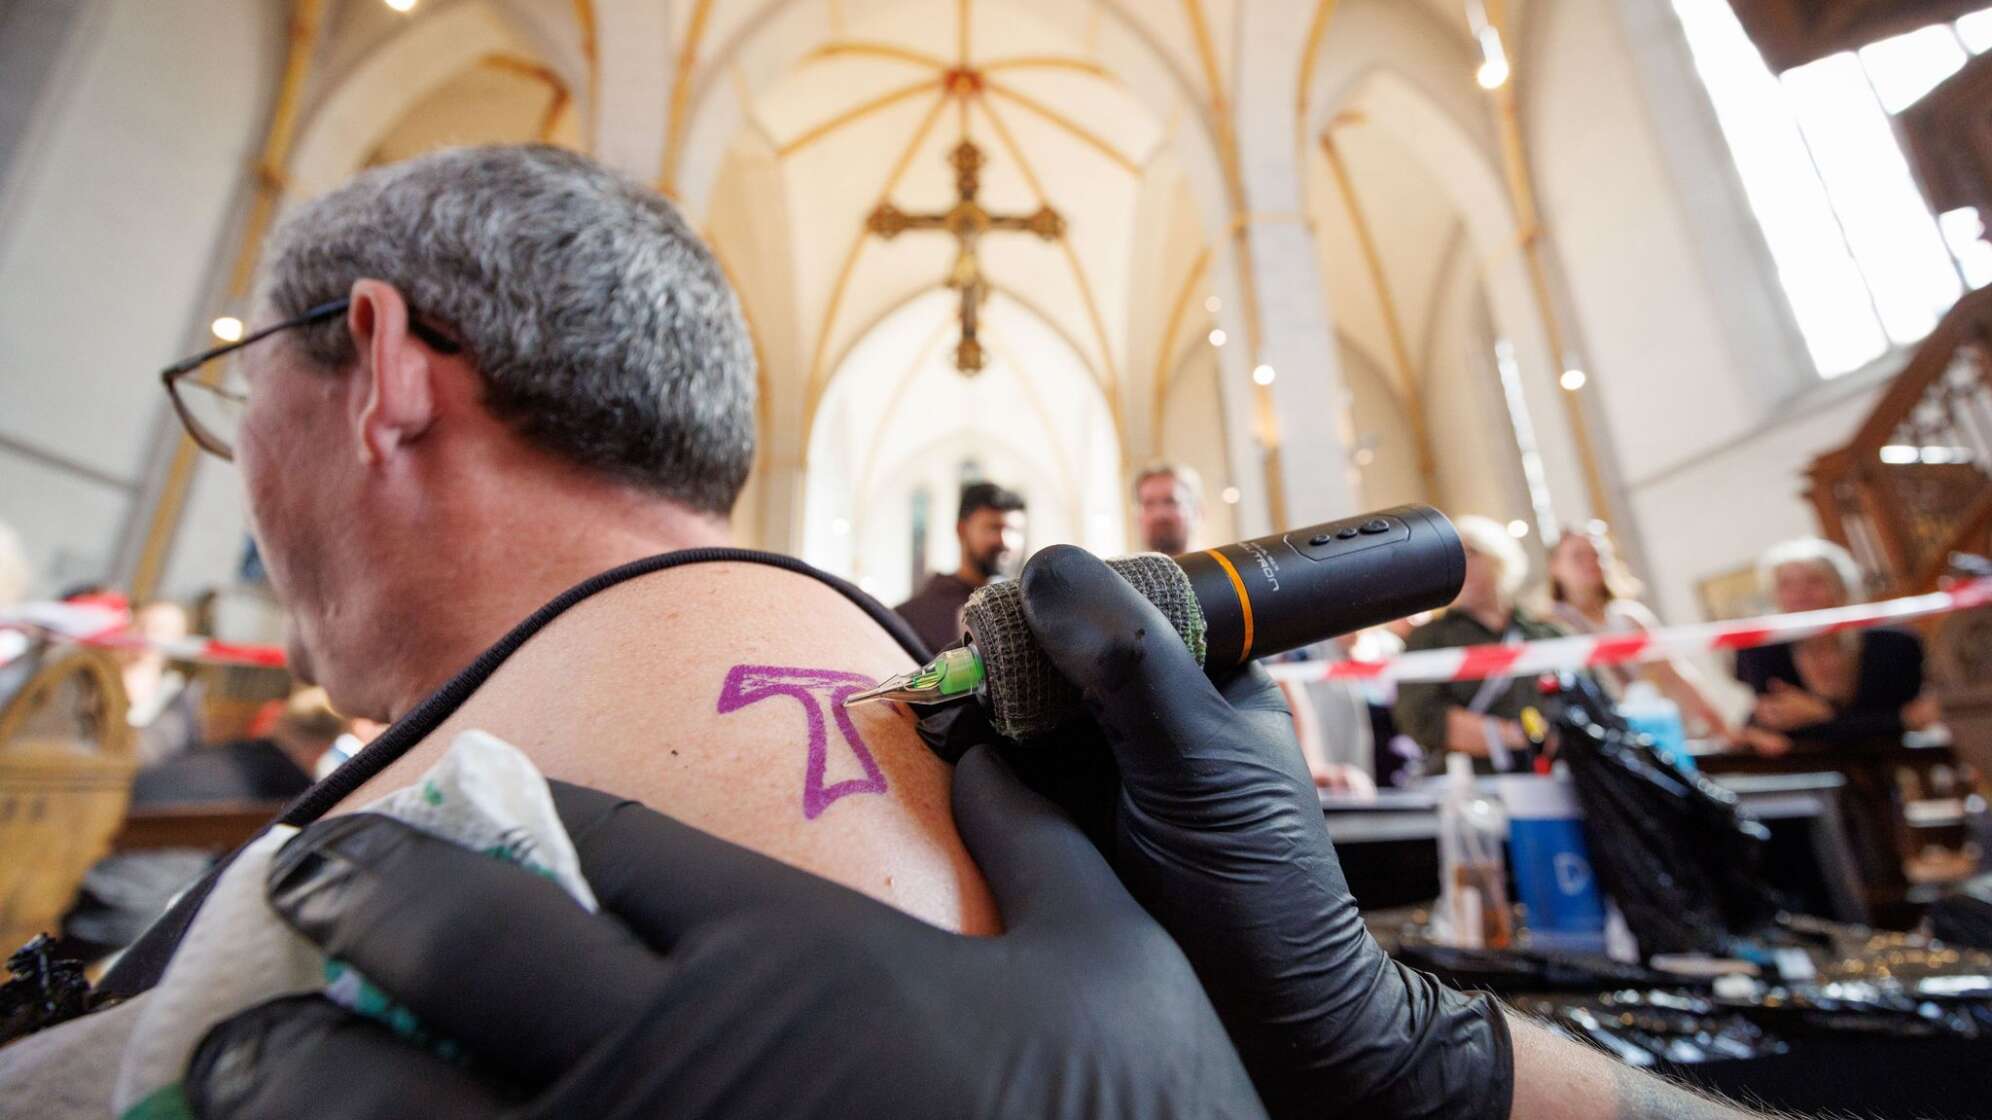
[1804, 288, 1992, 796]
[0, 648, 137, 952]
[111, 801, 281, 853]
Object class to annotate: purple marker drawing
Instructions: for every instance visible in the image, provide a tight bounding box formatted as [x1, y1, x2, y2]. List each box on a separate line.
[717, 664, 888, 819]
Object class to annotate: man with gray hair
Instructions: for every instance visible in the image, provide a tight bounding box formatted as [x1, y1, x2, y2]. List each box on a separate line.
[131, 142, 1002, 968]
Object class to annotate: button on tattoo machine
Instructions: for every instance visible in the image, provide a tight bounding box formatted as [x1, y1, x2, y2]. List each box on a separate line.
[845, 504, 1465, 740]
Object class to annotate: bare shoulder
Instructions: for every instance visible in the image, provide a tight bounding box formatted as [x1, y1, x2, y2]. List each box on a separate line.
[337, 562, 998, 934]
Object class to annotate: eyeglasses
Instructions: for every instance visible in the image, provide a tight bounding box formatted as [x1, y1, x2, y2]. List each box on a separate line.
[160, 298, 462, 461]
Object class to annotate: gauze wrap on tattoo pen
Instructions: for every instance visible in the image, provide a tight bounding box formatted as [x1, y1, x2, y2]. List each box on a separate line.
[965, 554, 1208, 740]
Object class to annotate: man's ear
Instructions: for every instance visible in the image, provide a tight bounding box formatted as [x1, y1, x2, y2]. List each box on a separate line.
[347, 278, 437, 464]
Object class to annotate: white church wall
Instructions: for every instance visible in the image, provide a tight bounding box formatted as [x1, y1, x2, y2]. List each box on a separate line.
[1335, 337, 1424, 511]
[1157, 343, 1241, 550]
[1421, 257, 1534, 530]
[1529, 0, 1893, 622]
[1627, 383, 1883, 625]
[705, 136, 808, 552]
[0, 455, 128, 599]
[1530, 0, 1773, 481]
[0, 0, 277, 596]
[1232, 0, 1361, 530]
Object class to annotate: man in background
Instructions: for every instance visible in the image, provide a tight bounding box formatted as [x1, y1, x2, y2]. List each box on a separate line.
[1132, 462, 1201, 554]
[895, 481, 1026, 654]
[1133, 462, 1376, 796]
[120, 601, 203, 766]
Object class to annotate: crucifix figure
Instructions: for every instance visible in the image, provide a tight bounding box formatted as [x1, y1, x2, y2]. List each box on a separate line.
[867, 138, 1064, 375]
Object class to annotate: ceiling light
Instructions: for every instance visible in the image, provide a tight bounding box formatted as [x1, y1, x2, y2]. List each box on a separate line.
[1507, 519, 1530, 538]
[1475, 25, 1509, 89]
[1559, 368, 1587, 391]
[1251, 364, 1276, 385]
[1204, 296, 1222, 313]
[1208, 328, 1227, 347]
[1353, 448, 1376, 467]
[383, 0, 418, 11]
[1220, 486, 1241, 505]
[1587, 518, 1609, 536]
[210, 316, 244, 342]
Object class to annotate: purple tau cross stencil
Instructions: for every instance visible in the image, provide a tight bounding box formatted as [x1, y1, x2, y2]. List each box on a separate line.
[717, 665, 888, 819]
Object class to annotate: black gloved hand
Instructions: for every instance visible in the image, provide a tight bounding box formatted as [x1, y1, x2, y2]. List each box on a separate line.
[185, 747, 1267, 1120]
[1012, 544, 1514, 1120]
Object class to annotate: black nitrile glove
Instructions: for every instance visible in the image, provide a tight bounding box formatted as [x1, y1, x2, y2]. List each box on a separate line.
[1013, 544, 1515, 1120]
[185, 747, 1267, 1120]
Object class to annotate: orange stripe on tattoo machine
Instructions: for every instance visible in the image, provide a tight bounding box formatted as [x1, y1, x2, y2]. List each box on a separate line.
[1201, 548, 1256, 666]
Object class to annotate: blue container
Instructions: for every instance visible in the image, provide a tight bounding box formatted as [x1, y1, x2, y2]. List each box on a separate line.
[1619, 684, 1696, 773]
[1495, 776, 1607, 953]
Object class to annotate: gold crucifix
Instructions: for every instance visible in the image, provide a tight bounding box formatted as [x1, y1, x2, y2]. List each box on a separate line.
[866, 137, 1064, 374]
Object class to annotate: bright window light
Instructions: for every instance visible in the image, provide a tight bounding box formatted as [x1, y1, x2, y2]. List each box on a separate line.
[1957, 8, 1992, 53]
[1672, 0, 1884, 375]
[1939, 208, 1992, 288]
[1670, 1, 1982, 378]
[1780, 54, 1961, 343]
[1856, 26, 1966, 112]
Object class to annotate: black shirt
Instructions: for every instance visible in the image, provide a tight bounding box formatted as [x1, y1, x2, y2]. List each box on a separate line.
[131, 741, 314, 805]
[894, 573, 980, 657]
[1734, 627, 1923, 745]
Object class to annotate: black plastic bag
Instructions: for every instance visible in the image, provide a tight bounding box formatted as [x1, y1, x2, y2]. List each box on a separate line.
[1541, 673, 1781, 956]
[1930, 873, 1992, 949]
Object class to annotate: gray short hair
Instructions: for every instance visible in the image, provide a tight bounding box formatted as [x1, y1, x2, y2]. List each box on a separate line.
[1757, 537, 1863, 603]
[260, 144, 755, 514]
[1454, 514, 1529, 600]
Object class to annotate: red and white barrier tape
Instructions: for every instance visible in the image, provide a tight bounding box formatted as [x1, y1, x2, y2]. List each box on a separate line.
[1265, 576, 1992, 686]
[0, 601, 287, 669]
[5, 576, 1990, 680]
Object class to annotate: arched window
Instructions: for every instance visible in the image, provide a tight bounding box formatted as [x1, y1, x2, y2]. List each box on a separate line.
[1671, 1, 1992, 377]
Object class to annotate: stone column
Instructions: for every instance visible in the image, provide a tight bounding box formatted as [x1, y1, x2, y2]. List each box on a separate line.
[1225, 0, 1360, 532]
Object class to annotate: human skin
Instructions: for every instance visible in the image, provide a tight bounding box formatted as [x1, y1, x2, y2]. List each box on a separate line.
[329, 562, 1000, 934]
[1135, 473, 1198, 555]
[233, 280, 996, 934]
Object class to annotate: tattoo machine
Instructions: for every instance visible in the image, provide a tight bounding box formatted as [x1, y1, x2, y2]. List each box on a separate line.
[845, 504, 1465, 740]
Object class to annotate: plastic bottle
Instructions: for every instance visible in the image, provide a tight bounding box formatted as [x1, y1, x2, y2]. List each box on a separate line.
[1437, 753, 1513, 949]
[1619, 680, 1693, 772]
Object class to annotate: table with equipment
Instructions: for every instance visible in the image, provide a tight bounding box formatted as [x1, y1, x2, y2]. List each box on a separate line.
[1325, 772, 1992, 1118]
